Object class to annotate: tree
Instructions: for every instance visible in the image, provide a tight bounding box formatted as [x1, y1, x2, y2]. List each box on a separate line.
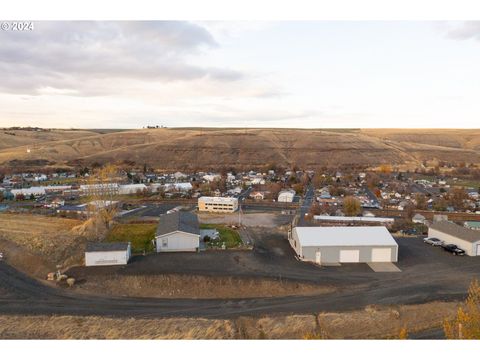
[444, 279, 480, 339]
[447, 187, 468, 211]
[398, 327, 408, 339]
[343, 196, 361, 216]
[433, 197, 448, 212]
[88, 164, 120, 231]
[379, 164, 392, 174]
[415, 194, 427, 210]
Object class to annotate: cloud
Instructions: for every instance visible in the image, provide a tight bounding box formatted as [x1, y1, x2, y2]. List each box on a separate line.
[0, 21, 244, 96]
[443, 21, 480, 41]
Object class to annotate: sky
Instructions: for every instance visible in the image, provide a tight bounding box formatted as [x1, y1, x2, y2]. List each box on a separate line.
[1, 21, 480, 129]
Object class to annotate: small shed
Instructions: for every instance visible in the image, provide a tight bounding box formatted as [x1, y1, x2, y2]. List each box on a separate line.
[85, 242, 131, 267]
[428, 221, 480, 256]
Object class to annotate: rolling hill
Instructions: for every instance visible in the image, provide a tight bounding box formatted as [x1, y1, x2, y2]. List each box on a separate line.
[0, 128, 479, 170]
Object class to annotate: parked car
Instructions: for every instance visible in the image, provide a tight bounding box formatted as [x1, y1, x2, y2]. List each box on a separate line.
[423, 237, 443, 246]
[441, 244, 466, 256]
[0, 252, 3, 261]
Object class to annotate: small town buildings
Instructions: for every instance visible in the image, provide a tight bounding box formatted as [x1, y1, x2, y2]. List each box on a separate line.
[464, 221, 480, 231]
[203, 174, 221, 182]
[313, 215, 394, 226]
[85, 242, 131, 266]
[250, 191, 265, 200]
[80, 183, 119, 197]
[428, 221, 480, 256]
[154, 211, 200, 252]
[412, 213, 426, 224]
[198, 196, 238, 213]
[289, 226, 398, 264]
[118, 184, 147, 195]
[278, 189, 296, 203]
[163, 182, 193, 192]
[10, 185, 72, 199]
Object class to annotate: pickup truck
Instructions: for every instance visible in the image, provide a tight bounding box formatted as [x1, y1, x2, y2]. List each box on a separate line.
[441, 244, 466, 256]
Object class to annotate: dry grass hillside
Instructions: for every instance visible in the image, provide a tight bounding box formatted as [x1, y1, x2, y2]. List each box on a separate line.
[0, 214, 85, 274]
[0, 301, 457, 339]
[1, 128, 479, 170]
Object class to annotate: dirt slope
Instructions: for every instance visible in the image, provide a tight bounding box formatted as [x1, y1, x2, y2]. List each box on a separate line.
[1, 128, 479, 170]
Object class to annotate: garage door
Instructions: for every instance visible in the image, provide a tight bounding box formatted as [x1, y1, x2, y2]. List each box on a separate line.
[339, 249, 360, 263]
[371, 248, 391, 262]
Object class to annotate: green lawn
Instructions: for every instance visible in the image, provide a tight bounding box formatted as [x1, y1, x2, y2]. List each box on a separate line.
[106, 223, 157, 253]
[200, 223, 242, 248]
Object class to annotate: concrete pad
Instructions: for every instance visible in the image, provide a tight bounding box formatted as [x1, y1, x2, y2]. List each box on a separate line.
[321, 262, 342, 267]
[367, 262, 401, 272]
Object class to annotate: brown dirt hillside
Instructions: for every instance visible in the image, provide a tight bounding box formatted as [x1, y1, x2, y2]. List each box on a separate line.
[0, 128, 479, 170]
[0, 214, 85, 273]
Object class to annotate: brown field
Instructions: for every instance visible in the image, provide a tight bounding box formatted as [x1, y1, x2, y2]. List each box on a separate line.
[1, 128, 479, 170]
[0, 301, 458, 339]
[0, 213, 84, 275]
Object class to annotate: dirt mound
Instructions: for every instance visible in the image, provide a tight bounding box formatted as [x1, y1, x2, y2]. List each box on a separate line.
[66, 273, 335, 299]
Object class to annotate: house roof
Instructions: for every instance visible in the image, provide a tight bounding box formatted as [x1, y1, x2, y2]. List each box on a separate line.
[294, 226, 398, 247]
[430, 221, 480, 243]
[156, 211, 200, 237]
[86, 242, 130, 252]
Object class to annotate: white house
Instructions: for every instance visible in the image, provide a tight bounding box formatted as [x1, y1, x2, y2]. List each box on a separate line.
[412, 213, 427, 224]
[203, 174, 221, 182]
[278, 189, 296, 203]
[154, 212, 200, 252]
[85, 242, 131, 266]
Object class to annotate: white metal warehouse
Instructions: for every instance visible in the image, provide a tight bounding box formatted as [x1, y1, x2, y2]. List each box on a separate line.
[85, 242, 131, 267]
[289, 226, 398, 264]
[428, 221, 480, 256]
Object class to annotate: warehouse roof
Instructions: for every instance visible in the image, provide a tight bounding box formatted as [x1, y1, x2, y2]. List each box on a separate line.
[86, 242, 130, 252]
[430, 221, 480, 243]
[294, 226, 398, 247]
[156, 211, 200, 237]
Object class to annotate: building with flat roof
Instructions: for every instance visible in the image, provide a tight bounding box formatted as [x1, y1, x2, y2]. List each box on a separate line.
[278, 189, 295, 203]
[198, 196, 238, 213]
[428, 221, 480, 256]
[289, 226, 398, 264]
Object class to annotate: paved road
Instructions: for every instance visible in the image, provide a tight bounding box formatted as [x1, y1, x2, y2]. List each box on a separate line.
[1, 235, 479, 322]
[297, 185, 314, 226]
